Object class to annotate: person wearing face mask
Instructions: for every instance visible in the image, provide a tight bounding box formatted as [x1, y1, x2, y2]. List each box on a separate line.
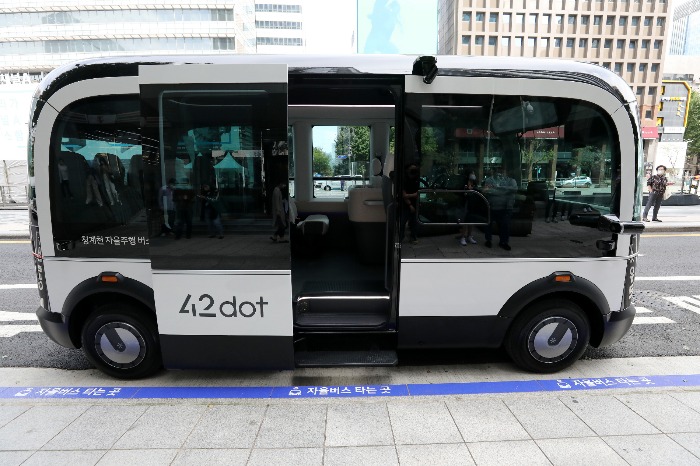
[643, 165, 668, 222]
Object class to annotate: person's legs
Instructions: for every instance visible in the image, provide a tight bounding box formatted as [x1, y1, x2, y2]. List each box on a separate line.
[499, 210, 512, 247]
[214, 216, 223, 237]
[652, 193, 663, 220]
[408, 210, 418, 241]
[642, 192, 656, 220]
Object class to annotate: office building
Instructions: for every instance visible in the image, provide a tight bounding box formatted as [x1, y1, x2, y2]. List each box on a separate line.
[438, 0, 671, 161]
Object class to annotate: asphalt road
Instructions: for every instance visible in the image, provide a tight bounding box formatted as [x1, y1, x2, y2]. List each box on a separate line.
[1, 234, 699, 371]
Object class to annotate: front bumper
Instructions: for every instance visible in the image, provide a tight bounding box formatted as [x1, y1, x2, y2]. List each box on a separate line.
[36, 306, 76, 349]
[596, 304, 636, 348]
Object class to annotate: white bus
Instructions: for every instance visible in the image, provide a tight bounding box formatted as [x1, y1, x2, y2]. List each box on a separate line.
[29, 55, 644, 379]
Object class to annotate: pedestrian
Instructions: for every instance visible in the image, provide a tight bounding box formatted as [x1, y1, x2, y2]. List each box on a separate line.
[270, 182, 289, 243]
[643, 164, 668, 222]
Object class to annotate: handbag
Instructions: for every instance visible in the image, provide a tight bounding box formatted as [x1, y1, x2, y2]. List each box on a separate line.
[662, 189, 672, 201]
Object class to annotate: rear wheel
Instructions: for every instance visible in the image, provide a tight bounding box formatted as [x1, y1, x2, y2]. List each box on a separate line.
[81, 302, 161, 379]
[505, 299, 590, 373]
[324, 185, 331, 191]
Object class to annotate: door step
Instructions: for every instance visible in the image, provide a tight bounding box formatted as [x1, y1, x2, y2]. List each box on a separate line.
[295, 350, 398, 367]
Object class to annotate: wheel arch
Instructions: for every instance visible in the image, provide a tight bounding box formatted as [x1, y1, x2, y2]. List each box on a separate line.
[63, 273, 156, 348]
[498, 272, 609, 347]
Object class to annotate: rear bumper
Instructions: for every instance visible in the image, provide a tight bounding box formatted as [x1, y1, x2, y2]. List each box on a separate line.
[36, 306, 76, 349]
[596, 304, 636, 348]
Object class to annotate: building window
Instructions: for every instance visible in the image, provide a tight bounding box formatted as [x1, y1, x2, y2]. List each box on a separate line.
[213, 37, 235, 50]
[653, 40, 662, 49]
[542, 14, 551, 25]
[594, 15, 602, 25]
[489, 13, 498, 23]
[515, 36, 523, 47]
[626, 63, 634, 72]
[488, 36, 497, 45]
[636, 86, 644, 95]
[568, 15, 576, 24]
[644, 17, 651, 26]
[606, 16, 614, 25]
[566, 38, 574, 47]
[255, 4, 302, 13]
[619, 17, 627, 26]
[651, 63, 659, 72]
[255, 20, 302, 29]
[642, 39, 650, 49]
[528, 37, 536, 47]
[502, 13, 511, 23]
[462, 35, 471, 45]
[516, 13, 525, 23]
[592, 38, 600, 48]
[629, 40, 637, 49]
[656, 17, 665, 27]
[579, 39, 587, 47]
[645, 110, 652, 119]
[614, 63, 622, 73]
[541, 37, 549, 48]
[529, 13, 538, 24]
[475, 35, 484, 45]
[501, 37, 510, 46]
[256, 37, 303, 46]
[462, 12, 472, 21]
[639, 63, 647, 71]
[603, 62, 611, 69]
[554, 38, 562, 47]
[476, 12, 485, 22]
[632, 17, 639, 26]
[648, 87, 656, 95]
[604, 39, 612, 48]
[556, 14, 564, 24]
[617, 39, 624, 49]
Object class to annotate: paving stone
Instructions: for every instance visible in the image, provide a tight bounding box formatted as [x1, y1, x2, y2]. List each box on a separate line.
[184, 405, 265, 449]
[669, 392, 700, 414]
[536, 437, 627, 466]
[325, 403, 393, 447]
[0, 451, 32, 466]
[447, 398, 530, 442]
[24, 450, 106, 466]
[43, 405, 147, 450]
[247, 447, 323, 466]
[0, 406, 29, 429]
[254, 405, 326, 448]
[96, 449, 178, 466]
[324, 445, 398, 466]
[504, 398, 595, 439]
[388, 402, 462, 445]
[615, 393, 700, 433]
[668, 433, 700, 458]
[467, 440, 551, 466]
[112, 405, 205, 449]
[604, 434, 700, 465]
[559, 395, 659, 436]
[397, 443, 475, 466]
[171, 448, 250, 465]
[0, 405, 88, 450]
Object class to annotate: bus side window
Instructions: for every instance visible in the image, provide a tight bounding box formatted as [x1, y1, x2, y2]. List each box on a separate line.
[49, 95, 148, 258]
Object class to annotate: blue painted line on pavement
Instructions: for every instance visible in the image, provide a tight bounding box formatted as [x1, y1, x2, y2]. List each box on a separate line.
[1, 374, 699, 400]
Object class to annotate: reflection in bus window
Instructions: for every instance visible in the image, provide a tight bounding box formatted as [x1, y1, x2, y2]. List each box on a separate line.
[49, 96, 147, 258]
[404, 94, 619, 259]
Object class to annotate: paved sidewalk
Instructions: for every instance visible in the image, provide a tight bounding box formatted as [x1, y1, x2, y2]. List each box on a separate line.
[1, 357, 699, 465]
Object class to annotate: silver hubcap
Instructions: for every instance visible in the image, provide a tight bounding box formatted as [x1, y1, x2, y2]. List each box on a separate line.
[528, 316, 578, 363]
[94, 322, 146, 369]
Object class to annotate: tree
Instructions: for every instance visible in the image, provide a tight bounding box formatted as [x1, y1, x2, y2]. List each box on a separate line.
[334, 126, 370, 176]
[521, 139, 555, 182]
[312, 147, 332, 176]
[685, 90, 700, 169]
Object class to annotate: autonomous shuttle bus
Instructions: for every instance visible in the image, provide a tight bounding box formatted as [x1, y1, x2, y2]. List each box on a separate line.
[29, 55, 644, 378]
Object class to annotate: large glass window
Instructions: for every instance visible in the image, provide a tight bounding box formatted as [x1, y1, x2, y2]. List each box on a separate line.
[403, 93, 621, 259]
[49, 96, 147, 258]
[141, 86, 288, 270]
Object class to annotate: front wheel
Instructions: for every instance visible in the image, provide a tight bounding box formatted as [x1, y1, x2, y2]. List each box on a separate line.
[324, 185, 331, 191]
[81, 303, 162, 379]
[505, 299, 590, 373]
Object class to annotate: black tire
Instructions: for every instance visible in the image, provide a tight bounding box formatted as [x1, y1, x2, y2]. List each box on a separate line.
[505, 299, 590, 373]
[324, 185, 331, 191]
[81, 303, 162, 379]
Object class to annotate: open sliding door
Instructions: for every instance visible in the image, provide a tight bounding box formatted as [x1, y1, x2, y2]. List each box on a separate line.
[140, 64, 293, 370]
